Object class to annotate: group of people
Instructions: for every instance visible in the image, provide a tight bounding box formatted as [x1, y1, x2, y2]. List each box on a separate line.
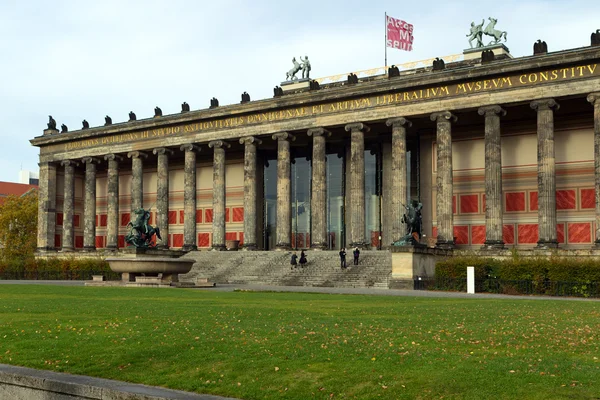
[289, 247, 361, 270]
[338, 247, 360, 269]
[290, 250, 308, 269]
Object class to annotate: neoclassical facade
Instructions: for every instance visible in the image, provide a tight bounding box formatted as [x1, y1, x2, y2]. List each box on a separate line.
[32, 41, 600, 254]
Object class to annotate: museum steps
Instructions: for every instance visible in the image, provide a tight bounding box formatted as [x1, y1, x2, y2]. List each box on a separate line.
[181, 250, 392, 288]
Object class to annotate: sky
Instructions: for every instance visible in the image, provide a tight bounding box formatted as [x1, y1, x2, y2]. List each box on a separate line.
[0, 0, 597, 183]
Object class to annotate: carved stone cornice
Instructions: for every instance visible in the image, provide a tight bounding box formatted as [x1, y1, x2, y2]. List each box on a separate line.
[307, 128, 331, 138]
[587, 92, 600, 105]
[152, 147, 174, 156]
[272, 132, 295, 141]
[180, 144, 201, 152]
[530, 98, 560, 111]
[385, 117, 412, 128]
[430, 111, 458, 123]
[208, 140, 231, 149]
[127, 151, 148, 159]
[478, 105, 507, 117]
[344, 122, 370, 132]
[239, 136, 262, 146]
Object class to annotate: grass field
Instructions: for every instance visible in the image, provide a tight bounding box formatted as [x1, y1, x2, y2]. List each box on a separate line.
[0, 285, 598, 399]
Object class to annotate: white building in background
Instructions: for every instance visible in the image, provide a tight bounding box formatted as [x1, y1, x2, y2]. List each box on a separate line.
[19, 170, 39, 186]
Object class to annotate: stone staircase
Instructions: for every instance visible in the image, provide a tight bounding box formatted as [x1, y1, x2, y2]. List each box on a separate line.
[180, 250, 392, 289]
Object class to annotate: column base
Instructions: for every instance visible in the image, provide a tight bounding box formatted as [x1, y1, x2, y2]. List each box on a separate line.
[105, 245, 118, 251]
[481, 240, 505, 250]
[310, 242, 327, 250]
[242, 243, 258, 250]
[435, 239, 455, 250]
[156, 245, 169, 251]
[275, 242, 291, 250]
[594, 240, 600, 249]
[535, 240, 559, 249]
[211, 244, 227, 251]
[349, 241, 369, 250]
[36, 247, 57, 252]
[82, 246, 96, 252]
[60, 247, 74, 253]
[182, 244, 198, 252]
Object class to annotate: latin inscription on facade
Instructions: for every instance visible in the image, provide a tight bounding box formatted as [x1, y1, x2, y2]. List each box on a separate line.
[63, 63, 598, 152]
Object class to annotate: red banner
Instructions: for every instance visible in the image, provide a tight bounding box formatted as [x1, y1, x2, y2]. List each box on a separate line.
[386, 15, 413, 51]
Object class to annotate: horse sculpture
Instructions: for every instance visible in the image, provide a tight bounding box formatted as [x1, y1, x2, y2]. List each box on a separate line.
[286, 58, 302, 81]
[125, 208, 161, 248]
[483, 17, 507, 45]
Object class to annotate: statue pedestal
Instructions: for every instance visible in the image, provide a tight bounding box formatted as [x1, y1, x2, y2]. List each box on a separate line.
[463, 43, 511, 61]
[280, 78, 310, 94]
[388, 245, 452, 289]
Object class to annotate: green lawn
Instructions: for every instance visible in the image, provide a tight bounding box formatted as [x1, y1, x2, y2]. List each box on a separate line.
[0, 286, 598, 399]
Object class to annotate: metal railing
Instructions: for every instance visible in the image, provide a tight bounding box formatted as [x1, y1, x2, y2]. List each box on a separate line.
[415, 277, 600, 298]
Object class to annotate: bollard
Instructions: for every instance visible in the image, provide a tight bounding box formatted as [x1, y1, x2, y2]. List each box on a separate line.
[467, 266, 475, 294]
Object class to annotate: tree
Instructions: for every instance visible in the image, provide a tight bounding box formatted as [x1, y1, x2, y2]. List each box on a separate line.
[0, 189, 38, 262]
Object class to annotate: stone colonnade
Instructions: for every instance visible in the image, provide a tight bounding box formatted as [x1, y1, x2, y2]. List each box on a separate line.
[37, 93, 600, 252]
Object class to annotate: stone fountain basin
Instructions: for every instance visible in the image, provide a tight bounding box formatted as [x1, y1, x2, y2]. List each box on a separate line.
[106, 257, 195, 275]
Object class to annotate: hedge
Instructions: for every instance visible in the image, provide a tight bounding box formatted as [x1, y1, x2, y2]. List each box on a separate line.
[434, 254, 600, 297]
[0, 257, 118, 280]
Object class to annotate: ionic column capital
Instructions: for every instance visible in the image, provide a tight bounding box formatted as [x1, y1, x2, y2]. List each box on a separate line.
[104, 154, 123, 162]
[587, 92, 600, 105]
[272, 132, 295, 141]
[344, 122, 370, 132]
[239, 136, 262, 145]
[430, 111, 457, 123]
[127, 151, 148, 159]
[81, 157, 100, 165]
[385, 117, 412, 128]
[307, 127, 331, 137]
[208, 140, 231, 149]
[478, 105, 507, 117]
[152, 147, 174, 156]
[60, 160, 79, 167]
[530, 98, 560, 111]
[180, 143, 201, 152]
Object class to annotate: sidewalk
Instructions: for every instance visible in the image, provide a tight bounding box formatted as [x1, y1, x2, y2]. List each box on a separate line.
[0, 280, 598, 301]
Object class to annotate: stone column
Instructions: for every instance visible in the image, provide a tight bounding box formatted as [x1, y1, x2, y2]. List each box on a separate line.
[37, 161, 57, 251]
[60, 160, 77, 252]
[104, 154, 122, 250]
[127, 151, 147, 212]
[345, 123, 370, 249]
[531, 99, 560, 249]
[208, 140, 230, 250]
[479, 105, 507, 249]
[308, 128, 331, 249]
[153, 147, 173, 250]
[431, 111, 457, 249]
[82, 157, 98, 251]
[240, 136, 262, 250]
[386, 117, 411, 243]
[272, 132, 295, 249]
[181, 144, 200, 251]
[588, 93, 600, 247]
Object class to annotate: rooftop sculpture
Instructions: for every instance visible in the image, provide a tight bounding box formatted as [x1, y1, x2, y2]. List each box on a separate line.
[47, 115, 56, 130]
[285, 56, 311, 81]
[467, 17, 507, 48]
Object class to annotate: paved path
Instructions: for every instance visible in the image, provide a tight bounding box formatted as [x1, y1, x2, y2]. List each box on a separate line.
[0, 280, 598, 301]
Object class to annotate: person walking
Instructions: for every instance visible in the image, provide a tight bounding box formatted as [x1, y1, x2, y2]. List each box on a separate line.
[290, 252, 298, 269]
[353, 247, 360, 266]
[299, 250, 307, 267]
[339, 248, 347, 269]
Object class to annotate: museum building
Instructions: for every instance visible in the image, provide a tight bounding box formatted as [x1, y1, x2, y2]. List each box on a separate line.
[31, 35, 600, 254]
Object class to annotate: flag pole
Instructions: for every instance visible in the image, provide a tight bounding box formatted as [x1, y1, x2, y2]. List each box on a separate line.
[384, 12, 388, 67]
